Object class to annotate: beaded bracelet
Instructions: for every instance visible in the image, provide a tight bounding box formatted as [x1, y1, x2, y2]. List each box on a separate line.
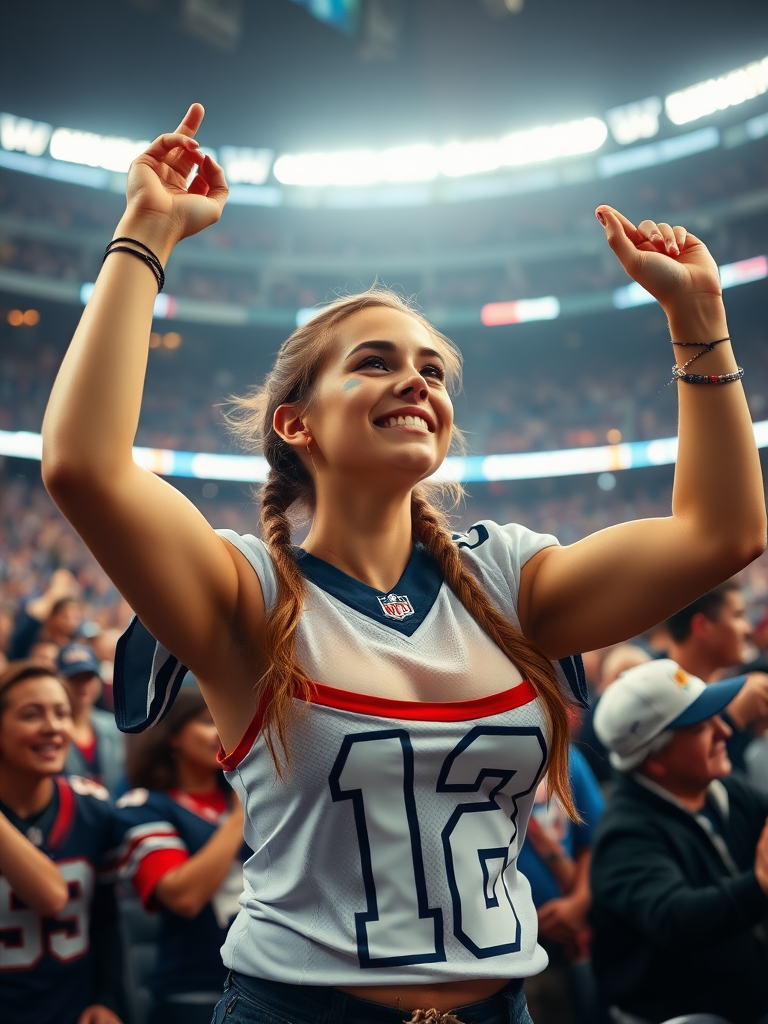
[103, 237, 165, 292]
[666, 337, 739, 386]
[671, 366, 744, 385]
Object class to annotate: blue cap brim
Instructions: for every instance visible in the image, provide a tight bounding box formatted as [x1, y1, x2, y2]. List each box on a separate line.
[667, 675, 746, 729]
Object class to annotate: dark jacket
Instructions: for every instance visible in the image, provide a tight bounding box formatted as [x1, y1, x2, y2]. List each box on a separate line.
[590, 772, 768, 1024]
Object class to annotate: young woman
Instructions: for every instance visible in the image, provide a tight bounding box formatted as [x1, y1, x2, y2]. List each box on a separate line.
[0, 661, 125, 1024]
[115, 688, 245, 1024]
[41, 103, 766, 1024]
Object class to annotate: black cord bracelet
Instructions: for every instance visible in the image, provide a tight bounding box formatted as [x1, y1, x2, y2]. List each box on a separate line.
[665, 337, 735, 386]
[103, 237, 165, 292]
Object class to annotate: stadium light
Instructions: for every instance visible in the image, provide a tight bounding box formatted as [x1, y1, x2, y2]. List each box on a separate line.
[605, 97, 662, 146]
[274, 118, 607, 188]
[0, 113, 53, 157]
[219, 146, 274, 185]
[49, 128, 148, 173]
[666, 55, 768, 126]
[498, 118, 607, 167]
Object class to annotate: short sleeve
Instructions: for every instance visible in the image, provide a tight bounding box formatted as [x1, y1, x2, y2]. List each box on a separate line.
[216, 530, 278, 613]
[452, 519, 559, 620]
[452, 520, 587, 707]
[114, 789, 190, 907]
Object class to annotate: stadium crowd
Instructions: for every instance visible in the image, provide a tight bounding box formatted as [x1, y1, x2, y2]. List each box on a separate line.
[2, 130, 768, 313]
[4, 317, 768, 457]
[2, 462, 768, 1024]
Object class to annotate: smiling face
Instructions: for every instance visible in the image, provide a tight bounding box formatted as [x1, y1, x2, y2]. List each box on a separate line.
[170, 708, 221, 773]
[0, 676, 72, 778]
[289, 306, 455, 487]
[645, 714, 732, 798]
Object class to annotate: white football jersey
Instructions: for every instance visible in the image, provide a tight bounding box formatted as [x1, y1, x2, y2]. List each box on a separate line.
[215, 520, 572, 986]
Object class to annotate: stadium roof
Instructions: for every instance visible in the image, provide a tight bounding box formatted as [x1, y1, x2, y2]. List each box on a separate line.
[2, 0, 767, 153]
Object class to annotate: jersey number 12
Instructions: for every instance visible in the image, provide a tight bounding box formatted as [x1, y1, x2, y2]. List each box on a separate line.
[329, 726, 546, 967]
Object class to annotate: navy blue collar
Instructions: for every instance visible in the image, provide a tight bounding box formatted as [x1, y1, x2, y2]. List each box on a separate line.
[295, 544, 443, 637]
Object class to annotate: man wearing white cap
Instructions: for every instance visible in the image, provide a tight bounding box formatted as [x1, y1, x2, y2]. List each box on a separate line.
[590, 659, 768, 1024]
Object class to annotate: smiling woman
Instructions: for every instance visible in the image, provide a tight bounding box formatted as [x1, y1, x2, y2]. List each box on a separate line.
[0, 662, 126, 1024]
[40, 103, 766, 1024]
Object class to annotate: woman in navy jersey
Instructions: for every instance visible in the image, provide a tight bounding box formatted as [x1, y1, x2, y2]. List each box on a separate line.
[42, 103, 765, 1024]
[0, 661, 125, 1024]
[115, 688, 245, 1024]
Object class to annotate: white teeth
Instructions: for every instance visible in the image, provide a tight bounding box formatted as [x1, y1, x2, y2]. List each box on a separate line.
[381, 415, 430, 431]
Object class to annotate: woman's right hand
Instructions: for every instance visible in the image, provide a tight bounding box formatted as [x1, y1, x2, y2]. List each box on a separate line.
[122, 102, 229, 252]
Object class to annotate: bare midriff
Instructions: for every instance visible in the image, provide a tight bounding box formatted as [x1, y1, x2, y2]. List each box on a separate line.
[337, 977, 510, 1013]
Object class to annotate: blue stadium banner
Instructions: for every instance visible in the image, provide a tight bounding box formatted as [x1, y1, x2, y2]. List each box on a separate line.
[290, 0, 360, 35]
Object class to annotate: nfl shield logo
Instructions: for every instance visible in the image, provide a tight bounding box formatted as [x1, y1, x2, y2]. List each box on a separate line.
[377, 593, 414, 620]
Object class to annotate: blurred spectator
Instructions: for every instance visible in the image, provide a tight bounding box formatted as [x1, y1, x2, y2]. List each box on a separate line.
[0, 660, 126, 1024]
[27, 639, 62, 670]
[9, 568, 82, 660]
[591, 659, 768, 1024]
[115, 689, 246, 1024]
[58, 643, 125, 797]
[666, 581, 768, 773]
[576, 644, 651, 787]
[520, 732, 605, 1024]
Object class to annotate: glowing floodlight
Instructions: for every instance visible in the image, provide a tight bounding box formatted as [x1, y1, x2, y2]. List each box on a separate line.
[50, 128, 148, 172]
[219, 146, 274, 185]
[498, 117, 607, 167]
[0, 113, 53, 157]
[439, 140, 501, 178]
[606, 97, 662, 145]
[666, 55, 768, 126]
[274, 118, 607, 188]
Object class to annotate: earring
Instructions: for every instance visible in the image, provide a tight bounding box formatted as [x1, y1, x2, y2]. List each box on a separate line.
[306, 436, 319, 475]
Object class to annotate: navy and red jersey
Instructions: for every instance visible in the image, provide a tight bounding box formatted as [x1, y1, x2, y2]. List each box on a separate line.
[115, 786, 245, 1001]
[0, 775, 124, 1024]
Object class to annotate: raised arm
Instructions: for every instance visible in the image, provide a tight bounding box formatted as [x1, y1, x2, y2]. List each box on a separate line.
[519, 207, 766, 659]
[0, 810, 69, 916]
[41, 105, 263, 749]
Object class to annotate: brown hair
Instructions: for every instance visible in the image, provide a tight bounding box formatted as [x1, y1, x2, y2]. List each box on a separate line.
[227, 288, 576, 817]
[0, 660, 72, 719]
[126, 688, 215, 792]
[666, 579, 741, 642]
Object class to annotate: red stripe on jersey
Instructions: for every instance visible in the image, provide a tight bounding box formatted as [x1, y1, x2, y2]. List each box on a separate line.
[132, 848, 190, 908]
[310, 679, 537, 720]
[48, 776, 76, 849]
[218, 679, 537, 770]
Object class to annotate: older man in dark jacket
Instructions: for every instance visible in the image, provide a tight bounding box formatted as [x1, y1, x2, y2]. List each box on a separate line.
[590, 659, 768, 1024]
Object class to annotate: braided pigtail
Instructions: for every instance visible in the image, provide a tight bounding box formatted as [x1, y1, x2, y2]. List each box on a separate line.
[257, 468, 314, 771]
[411, 488, 577, 820]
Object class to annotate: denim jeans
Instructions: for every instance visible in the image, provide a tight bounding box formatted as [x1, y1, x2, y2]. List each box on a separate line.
[211, 972, 535, 1024]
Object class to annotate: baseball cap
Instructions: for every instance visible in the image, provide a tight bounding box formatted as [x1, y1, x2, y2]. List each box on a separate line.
[58, 643, 102, 680]
[593, 659, 745, 771]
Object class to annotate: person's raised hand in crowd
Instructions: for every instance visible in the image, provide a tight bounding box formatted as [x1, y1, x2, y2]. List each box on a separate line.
[754, 816, 768, 896]
[727, 672, 768, 730]
[76, 1005, 123, 1024]
[120, 102, 228, 263]
[26, 567, 80, 622]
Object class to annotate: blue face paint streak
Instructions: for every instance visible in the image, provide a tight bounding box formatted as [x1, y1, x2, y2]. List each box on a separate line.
[343, 378, 362, 392]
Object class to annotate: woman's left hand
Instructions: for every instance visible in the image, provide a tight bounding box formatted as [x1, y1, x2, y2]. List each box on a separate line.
[596, 204, 722, 313]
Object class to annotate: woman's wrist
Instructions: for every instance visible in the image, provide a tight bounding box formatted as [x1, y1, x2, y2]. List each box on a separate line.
[665, 294, 729, 348]
[113, 212, 179, 267]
